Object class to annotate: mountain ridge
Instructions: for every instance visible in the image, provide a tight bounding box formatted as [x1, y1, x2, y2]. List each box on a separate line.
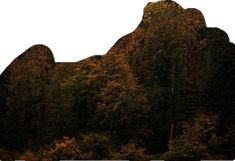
[0, 0, 234, 160]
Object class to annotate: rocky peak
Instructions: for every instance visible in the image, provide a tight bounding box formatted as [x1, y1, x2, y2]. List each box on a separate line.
[142, 1, 183, 24]
[141, 0, 206, 31]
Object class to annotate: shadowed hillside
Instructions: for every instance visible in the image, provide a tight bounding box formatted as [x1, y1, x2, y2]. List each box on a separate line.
[0, 0, 234, 160]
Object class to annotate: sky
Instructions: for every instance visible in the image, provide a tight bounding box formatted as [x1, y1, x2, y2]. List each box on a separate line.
[0, 0, 235, 74]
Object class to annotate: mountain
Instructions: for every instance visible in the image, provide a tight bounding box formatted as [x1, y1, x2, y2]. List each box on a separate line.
[0, 0, 234, 160]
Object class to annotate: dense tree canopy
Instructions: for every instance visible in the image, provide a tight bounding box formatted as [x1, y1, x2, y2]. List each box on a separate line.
[0, 0, 234, 160]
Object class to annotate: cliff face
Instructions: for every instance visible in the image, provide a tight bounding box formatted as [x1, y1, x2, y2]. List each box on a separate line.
[0, 0, 234, 159]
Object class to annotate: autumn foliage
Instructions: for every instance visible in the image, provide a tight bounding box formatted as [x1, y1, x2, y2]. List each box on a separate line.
[0, 0, 234, 160]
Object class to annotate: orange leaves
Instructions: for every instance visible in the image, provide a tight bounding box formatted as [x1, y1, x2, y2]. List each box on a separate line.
[42, 136, 82, 160]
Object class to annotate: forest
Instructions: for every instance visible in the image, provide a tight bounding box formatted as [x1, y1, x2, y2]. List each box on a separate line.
[0, 0, 234, 160]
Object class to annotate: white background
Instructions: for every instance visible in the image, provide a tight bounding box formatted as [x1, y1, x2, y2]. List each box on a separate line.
[0, 0, 235, 74]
